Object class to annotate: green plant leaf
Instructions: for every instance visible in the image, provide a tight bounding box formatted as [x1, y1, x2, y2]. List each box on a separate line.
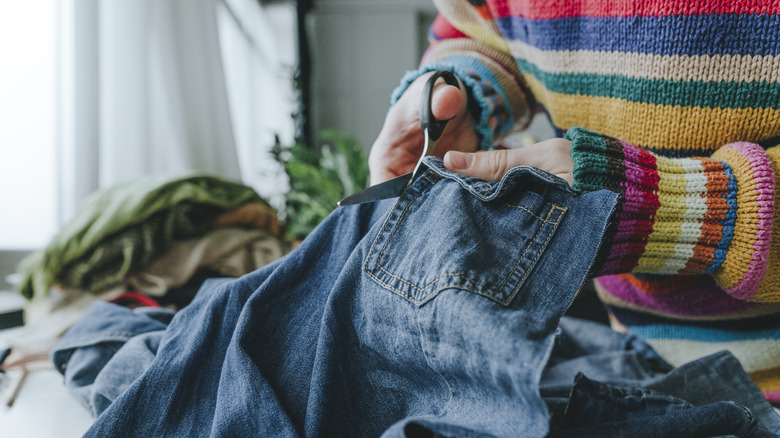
[274, 130, 369, 240]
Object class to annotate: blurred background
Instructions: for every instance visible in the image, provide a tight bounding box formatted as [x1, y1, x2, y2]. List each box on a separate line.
[0, 1, 555, 434]
[0, 0, 554, 282]
[0, 0, 449, 283]
[1, 3, 446, 432]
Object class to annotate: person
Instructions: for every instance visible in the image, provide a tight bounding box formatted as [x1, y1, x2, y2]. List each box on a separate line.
[369, 0, 780, 405]
[43, 1, 780, 436]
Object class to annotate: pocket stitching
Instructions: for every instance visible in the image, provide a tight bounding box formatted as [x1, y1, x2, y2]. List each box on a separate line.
[501, 201, 566, 224]
[375, 204, 566, 295]
[367, 192, 568, 305]
[498, 205, 568, 304]
[373, 171, 442, 268]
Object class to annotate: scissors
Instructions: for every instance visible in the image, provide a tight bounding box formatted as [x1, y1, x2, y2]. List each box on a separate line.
[338, 70, 459, 206]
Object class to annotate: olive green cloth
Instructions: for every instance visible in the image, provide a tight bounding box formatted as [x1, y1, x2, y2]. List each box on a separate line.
[17, 174, 266, 301]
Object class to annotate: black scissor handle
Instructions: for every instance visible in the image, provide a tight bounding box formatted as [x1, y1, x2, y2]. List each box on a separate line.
[419, 70, 460, 142]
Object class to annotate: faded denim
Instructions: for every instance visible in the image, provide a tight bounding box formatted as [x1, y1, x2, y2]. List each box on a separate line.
[542, 318, 780, 436]
[54, 158, 618, 437]
[52, 159, 780, 436]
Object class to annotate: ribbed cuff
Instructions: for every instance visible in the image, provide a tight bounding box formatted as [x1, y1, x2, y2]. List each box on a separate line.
[566, 127, 775, 302]
[390, 42, 533, 150]
[711, 142, 775, 300]
[391, 65, 496, 150]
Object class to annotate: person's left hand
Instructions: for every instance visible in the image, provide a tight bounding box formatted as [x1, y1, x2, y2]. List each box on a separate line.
[442, 138, 574, 185]
[368, 72, 479, 186]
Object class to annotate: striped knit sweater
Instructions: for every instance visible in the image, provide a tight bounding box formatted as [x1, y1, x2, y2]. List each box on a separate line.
[391, 0, 780, 403]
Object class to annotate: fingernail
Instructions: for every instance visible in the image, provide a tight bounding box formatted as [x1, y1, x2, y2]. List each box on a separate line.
[448, 151, 472, 170]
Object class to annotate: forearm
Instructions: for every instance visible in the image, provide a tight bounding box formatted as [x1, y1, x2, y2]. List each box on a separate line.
[568, 127, 779, 302]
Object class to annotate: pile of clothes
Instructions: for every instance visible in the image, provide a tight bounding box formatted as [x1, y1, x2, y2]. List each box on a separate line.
[3, 174, 286, 376]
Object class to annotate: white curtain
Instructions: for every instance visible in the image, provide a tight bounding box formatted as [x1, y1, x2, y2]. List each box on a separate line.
[216, 0, 297, 210]
[100, 0, 241, 183]
[59, 0, 241, 221]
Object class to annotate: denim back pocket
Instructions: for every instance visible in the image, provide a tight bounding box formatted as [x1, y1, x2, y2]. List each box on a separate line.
[364, 159, 570, 307]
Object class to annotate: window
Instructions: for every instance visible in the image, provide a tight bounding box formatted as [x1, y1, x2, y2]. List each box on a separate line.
[0, 2, 58, 250]
[217, 0, 297, 210]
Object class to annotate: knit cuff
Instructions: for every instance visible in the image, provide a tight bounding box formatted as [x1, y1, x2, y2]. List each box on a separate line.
[567, 127, 775, 301]
[391, 65, 496, 150]
[711, 143, 775, 300]
[390, 42, 534, 150]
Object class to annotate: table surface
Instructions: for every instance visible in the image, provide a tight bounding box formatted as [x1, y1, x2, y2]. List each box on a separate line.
[1, 366, 93, 437]
[0, 295, 94, 438]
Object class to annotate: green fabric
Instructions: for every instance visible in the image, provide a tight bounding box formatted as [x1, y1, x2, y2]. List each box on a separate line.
[17, 174, 264, 301]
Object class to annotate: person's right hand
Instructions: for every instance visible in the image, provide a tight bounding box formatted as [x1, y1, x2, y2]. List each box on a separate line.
[368, 72, 480, 185]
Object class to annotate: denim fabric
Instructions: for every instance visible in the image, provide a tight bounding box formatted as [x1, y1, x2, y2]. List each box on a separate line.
[550, 374, 774, 438]
[541, 317, 673, 425]
[541, 319, 780, 436]
[51, 305, 175, 417]
[53, 158, 618, 437]
[644, 351, 780, 434]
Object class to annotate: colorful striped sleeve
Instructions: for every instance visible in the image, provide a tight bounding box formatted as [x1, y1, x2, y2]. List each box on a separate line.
[568, 127, 779, 302]
[390, 4, 535, 150]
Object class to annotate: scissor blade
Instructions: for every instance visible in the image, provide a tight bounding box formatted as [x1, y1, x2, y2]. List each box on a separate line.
[337, 172, 412, 206]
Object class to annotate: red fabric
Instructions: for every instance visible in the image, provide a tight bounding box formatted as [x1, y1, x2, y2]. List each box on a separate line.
[109, 292, 161, 308]
[484, 0, 779, 19]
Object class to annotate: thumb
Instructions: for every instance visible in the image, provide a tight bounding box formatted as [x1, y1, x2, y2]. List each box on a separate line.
[444, 149, 519, 182]
[430, 83, 466, 122]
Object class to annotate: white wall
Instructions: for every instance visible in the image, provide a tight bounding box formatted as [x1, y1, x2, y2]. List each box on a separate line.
[310, 0, 437, 151]
[309, 0, 555, 151]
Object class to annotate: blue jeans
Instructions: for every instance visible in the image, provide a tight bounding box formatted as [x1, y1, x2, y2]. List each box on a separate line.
[542, 318, 780, 436]
[51, 159, 778, 436]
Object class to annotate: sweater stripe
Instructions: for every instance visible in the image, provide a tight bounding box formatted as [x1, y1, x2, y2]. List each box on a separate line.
[514, 58, 780, 110]
[614, 140, 657, 272]
[684, 158, 728, 273]
[595, 275, 774, 318]
[507, 40, 780, 84]
[639, 157, 693, 273]
[644, 337, 780, 370]
[632, 325, 780, 344]
[766, 390, 780, 404]
[486, 0, 780, 20]
[707, 163, 738, 273]
[521, 73, 780, 153]
[495, 15, 780, 56]
[749, 368, 780, 404]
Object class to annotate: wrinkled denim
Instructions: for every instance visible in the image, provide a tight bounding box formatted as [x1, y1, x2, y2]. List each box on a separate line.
[551, 374, 774, 438]
[51, 158, 779, 437]
[542, 318, 780, 436]
[51, 305, 175, 417]
[54, 159, 617, 437]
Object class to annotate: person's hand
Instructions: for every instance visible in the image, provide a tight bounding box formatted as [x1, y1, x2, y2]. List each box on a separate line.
[443, 138, 574, 185]
[368, 72, 479, 185]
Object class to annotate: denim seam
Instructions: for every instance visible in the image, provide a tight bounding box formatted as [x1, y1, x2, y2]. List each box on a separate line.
[735, 403, 754, 437]
[495, 205, 567, 305]
[425, 158, 577, 200]
[421, 173, 440, 185]
[372, 171, 438, 269]
[375, 271, 489, 294]
[367, 178, 567, 305]
[501, 201, 566, 224]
